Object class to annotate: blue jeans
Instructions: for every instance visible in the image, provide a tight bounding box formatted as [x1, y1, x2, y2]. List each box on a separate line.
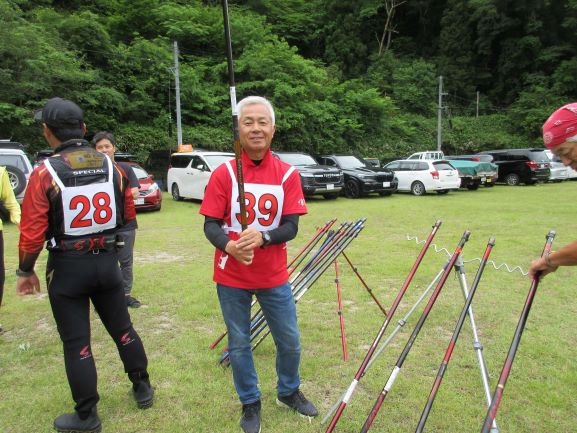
[217, 282, 301, 404]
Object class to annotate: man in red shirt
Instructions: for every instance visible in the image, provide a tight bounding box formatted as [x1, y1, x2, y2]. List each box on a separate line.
[200, 96, 317, 433]
[16, 97, 153, 433]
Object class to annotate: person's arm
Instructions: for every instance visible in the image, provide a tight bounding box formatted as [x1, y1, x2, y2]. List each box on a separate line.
[0, 168, 21, 225]
[16, 168, 48, 295]
[236, 214, 300, 250]
[528, 238, 577, 279]
[203, 216, 254, 265]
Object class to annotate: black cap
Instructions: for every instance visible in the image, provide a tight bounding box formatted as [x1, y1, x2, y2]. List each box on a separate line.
[34, 97, 84, 128]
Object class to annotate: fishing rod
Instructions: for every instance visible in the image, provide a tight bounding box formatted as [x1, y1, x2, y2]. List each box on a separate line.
[341, 252, 388, 317]
[324, 220, 442, 432]
[415, 237, 495, 433]
[480, 231, 555, 433]
[359, 230, 470, 433]
[322, 263, 450, 426]
[288, 219, 337, 274]
[334, 260, 348, 361]
[221, 0, 247, 229]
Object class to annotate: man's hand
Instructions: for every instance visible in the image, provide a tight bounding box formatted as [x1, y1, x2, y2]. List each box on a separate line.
[16, 273, 41, 295]
[528, 256, 557, 280]
[236, 228, 264, 250]
[225, 240, 255, 266]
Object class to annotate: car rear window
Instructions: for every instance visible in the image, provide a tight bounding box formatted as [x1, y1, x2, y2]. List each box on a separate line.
[527, 150, 549, 162]
[0, 154, 31, 173]
[433, 162, 454, 170]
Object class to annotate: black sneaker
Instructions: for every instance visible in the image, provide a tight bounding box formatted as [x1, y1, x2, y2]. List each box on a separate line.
[53, 408, 101, 433]
[126, 295, 141, 308]
[133, 380, 154, 409]
[276, 389, 318, 418]
[240, 400, 261, 433]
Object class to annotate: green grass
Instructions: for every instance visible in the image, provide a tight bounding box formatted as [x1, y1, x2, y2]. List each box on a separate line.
[1, 182, 577, 433]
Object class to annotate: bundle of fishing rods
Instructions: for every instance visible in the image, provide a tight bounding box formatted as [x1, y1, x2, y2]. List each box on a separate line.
[320, 221, 555, 433]
[209, 218, 369, 368]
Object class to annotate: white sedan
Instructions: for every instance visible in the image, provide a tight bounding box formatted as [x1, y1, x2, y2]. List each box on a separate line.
[384, 159, 461, 195]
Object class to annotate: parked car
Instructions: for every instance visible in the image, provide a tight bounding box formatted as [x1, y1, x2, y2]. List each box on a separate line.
[445, 157, 498, 188]
[478, 148, 550, 185]
[383, 160, 461, 195]
[145, 148, 177, 191]
[407, 150, 445, 160]
[0, 141, 34, 203]
[316, 154, 398, 198]
[273, 151, 344, 200]
[544, 149, 569, 182]
[125, 162, 162, 211]
[167, 150, 234, 201]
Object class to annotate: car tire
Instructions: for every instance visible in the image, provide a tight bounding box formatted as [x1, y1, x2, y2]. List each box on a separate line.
[171, 184, 182, 201]
[6, 165, 26, 196]
[411, 181, 426, 196]
[323, 192, 339, 200]
[505, 173, 520, 186]
[466, 184, 479, 191]
[436, 190, 449, 195]
[378, 191, 392, 196]
[344, 179, 361, 198]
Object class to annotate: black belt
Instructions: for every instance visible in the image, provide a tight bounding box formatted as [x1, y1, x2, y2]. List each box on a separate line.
[47, 234, 124, 254]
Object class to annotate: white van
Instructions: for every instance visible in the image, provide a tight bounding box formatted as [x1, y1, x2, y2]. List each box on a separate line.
[407, 151, 445, 160]
[167, 151, 234, 201]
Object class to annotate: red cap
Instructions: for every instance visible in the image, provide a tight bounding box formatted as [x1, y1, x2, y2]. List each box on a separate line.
[543, 103, 577, 148]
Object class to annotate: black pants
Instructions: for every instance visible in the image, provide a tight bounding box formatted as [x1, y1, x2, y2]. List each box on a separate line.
[47, 250, 148, 416]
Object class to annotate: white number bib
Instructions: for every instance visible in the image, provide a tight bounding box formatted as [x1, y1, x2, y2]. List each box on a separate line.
[44, 157, 117, 236]
[225, 162, 294, 233]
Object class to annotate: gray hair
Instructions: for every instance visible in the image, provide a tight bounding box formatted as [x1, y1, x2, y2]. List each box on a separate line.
[236, 96, 275, 126]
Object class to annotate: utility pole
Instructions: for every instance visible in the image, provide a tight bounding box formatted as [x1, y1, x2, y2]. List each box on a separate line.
[172, 41, 183, 148]
[437, 76, 447, 151]
[476, 91, 480, 118]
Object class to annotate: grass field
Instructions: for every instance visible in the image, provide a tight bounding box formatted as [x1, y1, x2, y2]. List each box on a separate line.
[1, 182, 577, 433]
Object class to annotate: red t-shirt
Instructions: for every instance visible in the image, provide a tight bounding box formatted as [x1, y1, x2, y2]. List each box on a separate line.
[200, 149, 307, 289]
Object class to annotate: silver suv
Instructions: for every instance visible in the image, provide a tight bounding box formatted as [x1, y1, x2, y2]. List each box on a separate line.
[0, 141, 34, 203]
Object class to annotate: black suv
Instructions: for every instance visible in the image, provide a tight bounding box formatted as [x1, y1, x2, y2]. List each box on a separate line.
[316, 154, 398, 198]
[273, 151, 344, 200]
[477, 148, 550, 185]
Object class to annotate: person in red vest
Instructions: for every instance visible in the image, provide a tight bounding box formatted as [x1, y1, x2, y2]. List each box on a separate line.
[200, 96, 317, 433]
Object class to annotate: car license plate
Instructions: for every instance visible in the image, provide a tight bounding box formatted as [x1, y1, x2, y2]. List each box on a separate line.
[485, 177, 491, 183]
[383, 182, 390, 187]
[326, 184, 334, 190]
[134, 198, 144, 205]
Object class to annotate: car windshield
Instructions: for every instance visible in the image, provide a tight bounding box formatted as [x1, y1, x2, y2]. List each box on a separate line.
[130, 165, 149, 180]
[204, 154, 234, 169]
[276, 153, 317, 166]
[335, 155, 366, 169]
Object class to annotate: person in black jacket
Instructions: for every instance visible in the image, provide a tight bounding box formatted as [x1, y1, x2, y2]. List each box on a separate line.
[93, 131, 143, 308]
[17, 97, 153, 433]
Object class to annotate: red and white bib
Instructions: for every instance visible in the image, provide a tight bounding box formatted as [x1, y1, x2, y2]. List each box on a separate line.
[44, 156, 117, 236]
